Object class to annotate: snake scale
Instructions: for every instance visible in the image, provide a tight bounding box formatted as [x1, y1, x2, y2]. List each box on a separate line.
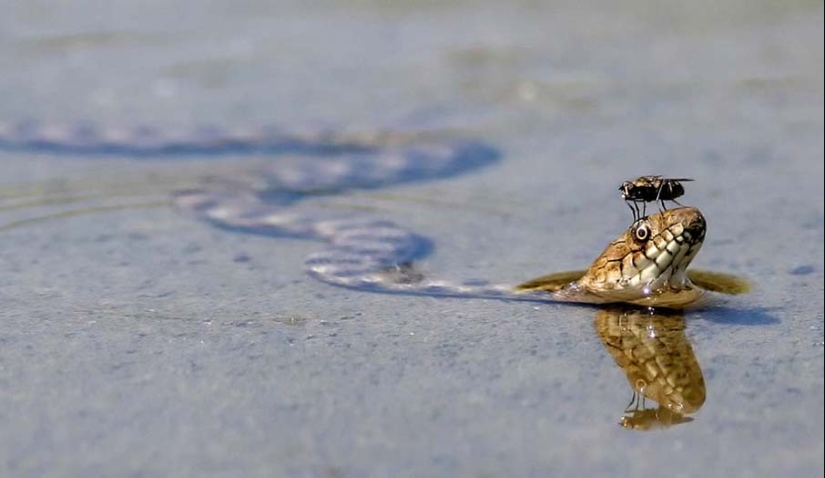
[595, 307, 705, 429]
[1, 120, 741, 308]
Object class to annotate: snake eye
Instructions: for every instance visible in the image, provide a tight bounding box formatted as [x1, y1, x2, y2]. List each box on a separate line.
[633, 221, 651, 242]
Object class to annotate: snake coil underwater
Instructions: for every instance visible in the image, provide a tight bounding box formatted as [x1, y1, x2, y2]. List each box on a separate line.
[0, 121, 750, 309]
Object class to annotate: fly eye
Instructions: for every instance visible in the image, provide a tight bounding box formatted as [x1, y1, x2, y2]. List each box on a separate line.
[634, 222, 651, 242]
[619, 182, 633, 196]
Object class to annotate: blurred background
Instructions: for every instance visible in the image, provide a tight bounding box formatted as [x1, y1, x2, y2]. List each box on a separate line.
[0, 1, 822, 477]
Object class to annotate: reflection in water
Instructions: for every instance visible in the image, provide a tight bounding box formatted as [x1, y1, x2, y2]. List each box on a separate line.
[595, 307, 705, 431]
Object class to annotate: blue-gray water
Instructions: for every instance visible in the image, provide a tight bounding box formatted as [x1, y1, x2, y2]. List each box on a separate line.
[1, 1, 823, 477]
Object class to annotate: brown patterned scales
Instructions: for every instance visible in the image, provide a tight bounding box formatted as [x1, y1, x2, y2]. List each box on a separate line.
[595, 307, 706, 430]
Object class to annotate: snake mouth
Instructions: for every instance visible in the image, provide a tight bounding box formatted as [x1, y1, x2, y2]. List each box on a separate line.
[625, 209, 706, 292]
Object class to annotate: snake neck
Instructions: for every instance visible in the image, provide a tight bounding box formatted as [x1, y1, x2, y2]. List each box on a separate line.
[575, 207, 707, 308]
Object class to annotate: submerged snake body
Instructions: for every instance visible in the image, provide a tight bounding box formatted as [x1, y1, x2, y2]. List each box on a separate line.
[2, 121, 716, 307]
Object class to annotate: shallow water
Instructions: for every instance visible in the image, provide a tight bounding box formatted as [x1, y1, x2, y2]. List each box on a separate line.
[1, 1, 823, 477]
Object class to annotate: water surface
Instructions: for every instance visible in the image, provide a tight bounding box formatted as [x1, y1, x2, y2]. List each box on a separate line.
[0, 1, 822, 477]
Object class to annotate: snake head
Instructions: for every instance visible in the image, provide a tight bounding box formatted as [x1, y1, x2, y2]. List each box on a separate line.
[577, 207, 707, 306]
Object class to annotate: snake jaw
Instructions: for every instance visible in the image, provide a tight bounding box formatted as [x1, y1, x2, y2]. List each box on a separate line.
[630, 220, 705, 293]
[662, 227, 705, 289]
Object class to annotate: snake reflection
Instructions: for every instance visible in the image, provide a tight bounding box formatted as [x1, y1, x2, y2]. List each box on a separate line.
[595, 306, 705, 431]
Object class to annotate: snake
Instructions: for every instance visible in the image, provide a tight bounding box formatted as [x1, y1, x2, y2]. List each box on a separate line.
[595, 306, 705, 430]
[0, 120, 748, 309]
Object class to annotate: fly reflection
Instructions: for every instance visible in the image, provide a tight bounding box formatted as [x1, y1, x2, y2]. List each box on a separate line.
[594, 307, 705, 431]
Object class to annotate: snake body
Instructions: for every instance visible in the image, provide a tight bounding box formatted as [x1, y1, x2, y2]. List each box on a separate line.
[2, 120, 717, 307]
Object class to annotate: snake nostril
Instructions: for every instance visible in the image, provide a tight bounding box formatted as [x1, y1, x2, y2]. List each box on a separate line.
[686, 219, 706, 240]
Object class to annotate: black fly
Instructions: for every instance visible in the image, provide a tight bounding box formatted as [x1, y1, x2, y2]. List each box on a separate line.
[620, 175, 693, 220]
